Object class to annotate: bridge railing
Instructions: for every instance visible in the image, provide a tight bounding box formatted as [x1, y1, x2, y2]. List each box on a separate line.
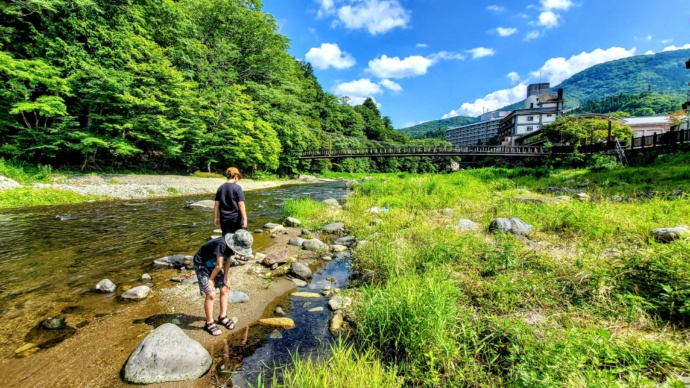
[631, 128, 690, 149]
[300, 145, 547, 158]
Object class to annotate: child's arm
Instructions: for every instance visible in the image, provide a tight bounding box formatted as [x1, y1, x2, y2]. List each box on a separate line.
[206, 255, 224, 291]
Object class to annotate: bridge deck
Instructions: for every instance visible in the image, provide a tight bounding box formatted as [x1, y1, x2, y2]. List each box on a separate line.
[300, 146, 547, 159]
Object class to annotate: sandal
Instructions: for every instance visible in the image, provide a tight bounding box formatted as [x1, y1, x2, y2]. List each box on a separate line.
[204, 322, 222, 336]
[217, 316, 235, 330]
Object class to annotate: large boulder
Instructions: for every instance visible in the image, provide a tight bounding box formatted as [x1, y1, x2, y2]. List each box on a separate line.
[121, 286, 151, 300]
[322, 222, 345, 234]
[95, 279, 116, 293]
[263, 251, 288, 266]
[289, 262, 312, 280]
[652, 226, 690, 243]
[284, 217, 301, 226]
[288, 237, 305, 247]
[302, 238, 329, 252]
[489, 218, 535, 237]
[123, 323, 211, 384]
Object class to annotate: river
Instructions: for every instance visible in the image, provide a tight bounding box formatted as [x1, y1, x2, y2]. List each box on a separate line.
[0, 181, 350, 386]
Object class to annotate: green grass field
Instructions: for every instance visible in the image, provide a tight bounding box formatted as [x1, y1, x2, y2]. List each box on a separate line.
[275, 157, 690, 387]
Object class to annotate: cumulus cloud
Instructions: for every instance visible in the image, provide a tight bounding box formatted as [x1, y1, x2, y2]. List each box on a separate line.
[366, 51, 463, 79]
[334, 78, 383, 96]
[318, 0, 411, 35]
[305, 43, 356, 70]
[663, 43, 690, 51]
[506, 72, 521, 83]
[380, 79, 403, 92]
[496, 27, 518, 37]
[541, 0, 573, 11]
[467, 47, 495, 59]
[416, 43, 428, 48]
[536, 11, 559, 28]
[444, 46, 637, 118]
[487, 5, 504, 12]
[645, 50, 655, 55]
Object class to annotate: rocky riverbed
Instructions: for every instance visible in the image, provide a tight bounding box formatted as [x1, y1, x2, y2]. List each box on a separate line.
[0, 224, 338, 387]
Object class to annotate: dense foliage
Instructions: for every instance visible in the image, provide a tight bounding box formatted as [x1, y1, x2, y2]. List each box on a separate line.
[570, 92, 686, 116]
[0, 0, 434, 174]
[542, 116, 635, 145]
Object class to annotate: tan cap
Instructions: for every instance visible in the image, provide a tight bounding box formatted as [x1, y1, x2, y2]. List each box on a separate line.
[226, 167, 242, 179]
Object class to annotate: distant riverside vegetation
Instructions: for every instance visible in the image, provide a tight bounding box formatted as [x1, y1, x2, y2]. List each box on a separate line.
[0, 0, 454, 175]
[399, 49, 690, 139]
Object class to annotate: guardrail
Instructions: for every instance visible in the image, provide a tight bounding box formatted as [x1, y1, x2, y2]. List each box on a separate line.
[299, 145, 547, 159]
[631, 129, 690, 149]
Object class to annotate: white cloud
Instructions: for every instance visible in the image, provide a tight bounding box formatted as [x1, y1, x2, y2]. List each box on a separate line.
[487, 5, 504, 12]
[366, 52, 463, 79]
[316, 0, 335, 17]
[530, 46, 636, 85]
[367, 55, 432, 79]
[525, 30, 542, 40]
[646, 35, 652, 41]
[541, 0, 573, 11]
[334, 78, 383, 96]
[416, 43, 428, 48]
[661, 39, 672, 44]
[536, 11, 559, 28]
[496, 27, 518, 37]
[444, 84, 527, 118]
[663, 43, 690, 51]
[645, 50, 655, 55]
[467, 47, 495, 59]
[318, 0, 411, 35]
[444, 46, 637, 118]
[380, 79, 403, 92]
[400, 121, 417, 128]
[506, 71, 521, 83]
[305, 43, 356, 70]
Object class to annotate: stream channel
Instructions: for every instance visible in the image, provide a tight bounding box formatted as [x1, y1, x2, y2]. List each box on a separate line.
[0, 181, 351, 386]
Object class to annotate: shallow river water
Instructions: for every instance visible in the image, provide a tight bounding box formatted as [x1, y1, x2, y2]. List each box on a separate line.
[0, 181, 349, 385]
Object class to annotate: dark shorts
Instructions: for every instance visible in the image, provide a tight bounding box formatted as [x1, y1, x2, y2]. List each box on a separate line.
[194, 265, 227, 296]
[220, 219, 243, 236]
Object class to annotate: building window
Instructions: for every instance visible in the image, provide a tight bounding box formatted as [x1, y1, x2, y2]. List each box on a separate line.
[546, 114, 552, 117]
[527, 126, 533, 131]
[527, 116, 534, 121]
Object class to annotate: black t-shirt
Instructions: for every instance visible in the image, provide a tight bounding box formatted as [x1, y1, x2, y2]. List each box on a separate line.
[193, 237, 235, 268]
[215, 182, 246, 221]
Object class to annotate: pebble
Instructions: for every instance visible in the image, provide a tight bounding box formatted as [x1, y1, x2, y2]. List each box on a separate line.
[308, 307, 324, 313]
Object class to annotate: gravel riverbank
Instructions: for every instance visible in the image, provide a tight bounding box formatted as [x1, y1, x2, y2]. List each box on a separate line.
[29, 174, 313, 200]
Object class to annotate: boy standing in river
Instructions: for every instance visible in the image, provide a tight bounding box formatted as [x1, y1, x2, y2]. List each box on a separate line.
[193, 229, 253, 336]
[214, 167, 247, 235]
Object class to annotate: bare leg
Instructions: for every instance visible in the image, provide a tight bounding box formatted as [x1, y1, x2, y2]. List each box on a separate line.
[204, 292, 216, 323]
[219, 286, 229, 318]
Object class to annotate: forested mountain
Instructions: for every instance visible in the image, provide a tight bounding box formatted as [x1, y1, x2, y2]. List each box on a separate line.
[396, 116, 477, 139]
[569, 92, 686, 116]
[0, 0, 439, 174]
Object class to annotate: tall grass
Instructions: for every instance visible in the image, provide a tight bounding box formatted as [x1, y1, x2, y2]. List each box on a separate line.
[263, 340, 401, 387]
[0, 187, 99, 208]
[288, 166, 690, 386]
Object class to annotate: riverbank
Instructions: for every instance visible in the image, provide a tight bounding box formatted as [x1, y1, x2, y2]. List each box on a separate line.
[0, 224, 324, 387]
[0, 173, 322, 208]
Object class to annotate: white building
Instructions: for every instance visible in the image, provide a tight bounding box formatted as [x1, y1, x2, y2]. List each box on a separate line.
[498, 83, 565, 145]
[623, 116, 673, 137]
[445, 111, 509, 146]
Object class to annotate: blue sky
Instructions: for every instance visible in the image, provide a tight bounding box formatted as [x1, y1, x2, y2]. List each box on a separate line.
[261, 0, 690, 129]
